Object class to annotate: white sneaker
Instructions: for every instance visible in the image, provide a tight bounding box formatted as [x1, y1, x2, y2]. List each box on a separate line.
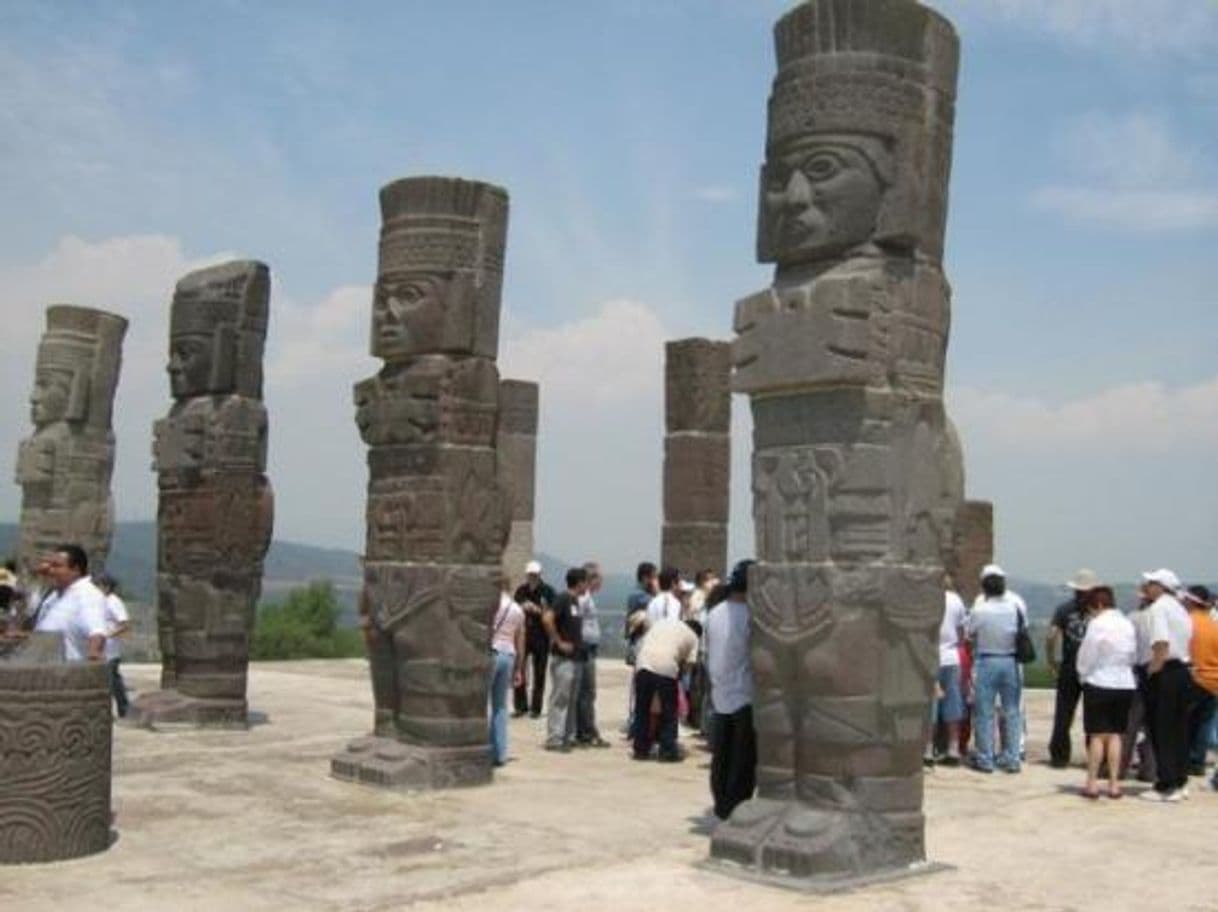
[1180, 785, 1190, 800]
[1139, 789, 1183, 803]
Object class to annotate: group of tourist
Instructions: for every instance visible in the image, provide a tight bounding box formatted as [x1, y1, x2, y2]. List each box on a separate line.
[930, 564, 1217, 801]
[0, 544, 132, 715]
[489, 557, 758, 821]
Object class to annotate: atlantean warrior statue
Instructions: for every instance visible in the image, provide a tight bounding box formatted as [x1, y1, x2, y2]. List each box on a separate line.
[497, 379, 539, 580]
[332, 176, 509, 789]
[130, 261, 274, 729]
[711, 0, 963, 882]
[15, 306, 127, 583]
[662, 338, 730, 575]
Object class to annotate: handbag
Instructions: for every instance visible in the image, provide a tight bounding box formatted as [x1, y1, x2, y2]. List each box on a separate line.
[1014, 607, 1036, 664]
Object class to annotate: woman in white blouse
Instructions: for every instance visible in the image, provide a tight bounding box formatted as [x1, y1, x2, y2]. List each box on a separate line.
[1075, 586, 1137, 799]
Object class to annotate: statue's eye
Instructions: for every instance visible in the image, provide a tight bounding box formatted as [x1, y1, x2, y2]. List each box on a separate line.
[800, 151, 844, 182]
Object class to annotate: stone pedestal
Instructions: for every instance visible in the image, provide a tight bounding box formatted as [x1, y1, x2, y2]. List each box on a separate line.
[130, 260, 273, 731]
[331, 176, 510, 791]
[15, 306, 127, 585]
[0, 636, 112, 864]
[710, 0, 962, 886]
[661, 339, 730, 574]
[498, 379, 539, 579]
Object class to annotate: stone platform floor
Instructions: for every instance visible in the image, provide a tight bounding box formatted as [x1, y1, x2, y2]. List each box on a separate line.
[3, 659, 1214, 911]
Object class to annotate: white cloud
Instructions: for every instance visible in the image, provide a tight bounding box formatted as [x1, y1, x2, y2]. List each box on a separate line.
[949, 378, 1218, 454]
[1030, 186, 1218, 230]
[1030, 112, 1218, 230]
[690, 185, 740, 203]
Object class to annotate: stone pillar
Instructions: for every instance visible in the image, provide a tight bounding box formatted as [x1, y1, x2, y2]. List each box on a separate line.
[711, 0, 962, 883]
[950, 500, 994, 606]
[0, 634, 112, 863]
[129, 261, 274, 729]
[498, 379, 539, 581]
[332, 176, 509, 790]
[15, 306, 127, 584]
[661, 338, 730, 575]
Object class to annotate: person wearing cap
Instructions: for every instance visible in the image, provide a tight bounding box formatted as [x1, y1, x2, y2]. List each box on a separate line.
[1075, 585, 1136, 798]
[512, 560, 556, 719]
[966, 564, 1029, 774]
[1182, 585, 1218, 777]
[94, 572, 131, 717]
[1138, 568, 1193, 801]
[705, 560, 756, 818]
[1045, 568, 1100, 768]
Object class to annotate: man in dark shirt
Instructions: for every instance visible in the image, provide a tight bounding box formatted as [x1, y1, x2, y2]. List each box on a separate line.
[512, 561, 556, 718]
[1046, 568, 1098, 767]
[542, 566, 588, 751]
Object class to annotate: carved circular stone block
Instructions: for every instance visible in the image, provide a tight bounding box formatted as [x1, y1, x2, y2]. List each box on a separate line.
[0, 662, 112, 864]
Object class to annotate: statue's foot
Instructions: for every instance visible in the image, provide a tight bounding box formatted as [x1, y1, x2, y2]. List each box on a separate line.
[708, 797, 786, 867]
[126, 689, 249, 729]
[330, 736, 491, 790]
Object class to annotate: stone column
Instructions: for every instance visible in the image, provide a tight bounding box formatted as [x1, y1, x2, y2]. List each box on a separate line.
[0, 634, 112, 863]
[498, 379, 539, 581]
[711, 0, 962, 883]
[661, 338, 730, 575]
[129, 261, 274, 729]
[15, 306, 127, 584]
[950, 500, 994, 606]
[332, 176, 509, 790]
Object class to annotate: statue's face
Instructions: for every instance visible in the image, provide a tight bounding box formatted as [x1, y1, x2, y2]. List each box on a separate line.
[30, 367, 72, 426]
[762, 140, 884, 263]
[168, 333, 212, 398]
[372, 272, 451, 358]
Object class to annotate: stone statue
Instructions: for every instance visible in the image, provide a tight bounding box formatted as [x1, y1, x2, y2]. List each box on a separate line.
[661, 338, 730, 575]
[332, 176, 510, 789]
[710, 0, 963, 883]
[497, 379, 539, 580]
[129, 260, 274, 729]
[15, 306, 127, 584]
[0, 633, 112, 863]
[949, 500, 994, 605]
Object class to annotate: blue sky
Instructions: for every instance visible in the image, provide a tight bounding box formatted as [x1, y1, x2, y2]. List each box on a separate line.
[2, 0, 1217, 585]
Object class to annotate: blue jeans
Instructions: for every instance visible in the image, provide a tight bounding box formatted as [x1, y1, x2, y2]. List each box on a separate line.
[973, 655, 1022, 770]
[488, 650, 514, 764]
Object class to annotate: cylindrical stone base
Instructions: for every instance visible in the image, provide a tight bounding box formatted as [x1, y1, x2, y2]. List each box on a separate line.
[0, 661, 112, 863]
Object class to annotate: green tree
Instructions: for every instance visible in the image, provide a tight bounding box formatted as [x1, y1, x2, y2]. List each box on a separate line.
[251, 580, 364, 660]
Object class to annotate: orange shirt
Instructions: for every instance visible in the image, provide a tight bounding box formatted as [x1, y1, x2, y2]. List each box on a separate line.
[1189, 610, 1218, 694]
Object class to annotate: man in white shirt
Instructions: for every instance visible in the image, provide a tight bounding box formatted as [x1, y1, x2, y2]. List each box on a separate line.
[927, 582, 968, 766]
[705, 561, 755, 819]
[632, 615, 698, 762]
[95, 573, 132, 717]
[1140, 568, 1193, 801]
[645, 567, 683, 627]
[34, 544, 106, 663]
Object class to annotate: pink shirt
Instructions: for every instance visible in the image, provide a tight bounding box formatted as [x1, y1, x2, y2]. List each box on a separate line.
[491, 593, 525, 655]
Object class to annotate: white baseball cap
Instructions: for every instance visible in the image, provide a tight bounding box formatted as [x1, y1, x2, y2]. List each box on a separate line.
[525, 560, 542, 575]
[980, 563, 1005, 580]
[1141, 568, 1181, 591]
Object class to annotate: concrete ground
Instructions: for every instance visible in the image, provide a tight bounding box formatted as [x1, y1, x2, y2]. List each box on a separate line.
[3, 659, 1214, 911]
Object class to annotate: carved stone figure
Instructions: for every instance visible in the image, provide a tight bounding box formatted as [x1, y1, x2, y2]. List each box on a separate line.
[497, 379, 539, 579]
[15, 306, 127, 584]
[332, 176, 510, 790]
[949, 500, 994, 605]
[661, 339, 730, 574]
[0, 634, 112, 863]
[710, 0, 962, 883]
[129, 261, 274, 729]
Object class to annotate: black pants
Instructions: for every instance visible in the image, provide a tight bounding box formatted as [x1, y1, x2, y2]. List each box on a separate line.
[108, 658, 129, 718]
[1049, 661, 1082, 765]
[513, 641, 549, 715]
[1147, 661, 1192, 792]
[632, 669, 678, 759]
[710, 705, 757, 820]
